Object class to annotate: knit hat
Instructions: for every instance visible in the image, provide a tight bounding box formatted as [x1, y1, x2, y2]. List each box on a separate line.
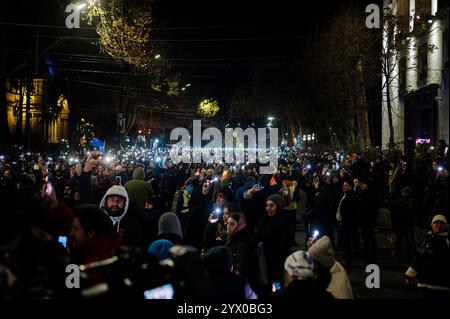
[158, 212, 183, 239]
[202, 246, 233, 274]
[308, 236, 335, 268]
[266, 194, 286, 212]
[284, 250, 314, 280]
[148, 239, 174, 260]
[431, 214, 447, 227]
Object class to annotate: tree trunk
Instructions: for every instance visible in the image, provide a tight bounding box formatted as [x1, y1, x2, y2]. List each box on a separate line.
[346, 78, 356, 145]
[385, 82, 395, 148]
[122, 102, 138, 140]
[355, 56, 371, 148]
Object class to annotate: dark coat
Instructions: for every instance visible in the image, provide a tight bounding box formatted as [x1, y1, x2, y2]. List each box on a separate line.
[359, 188, 379, 229]
[116, 213, 143, 247]
[226, 227, 259, 285]
[184, 183, 212, 249]
[155, 232, 183, 246]
[390, 196, 417, 229]
[309, 189, 334, 233]
[412, 233, 449, 289]
[241, 178, 282, 229]
[201, 272, 247, 299]
[339, 190, 362, 229]
[256, 210, 291, 283]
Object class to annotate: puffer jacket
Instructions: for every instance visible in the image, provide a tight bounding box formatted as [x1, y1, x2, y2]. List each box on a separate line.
[406, 232, 449, 290]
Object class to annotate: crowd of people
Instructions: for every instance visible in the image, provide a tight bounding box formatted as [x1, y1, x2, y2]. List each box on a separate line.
[0, 141, 448, 299]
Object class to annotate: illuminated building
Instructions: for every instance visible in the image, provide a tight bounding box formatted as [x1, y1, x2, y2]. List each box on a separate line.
[6, 78, 69, 145]
[382, 0, 449, 148]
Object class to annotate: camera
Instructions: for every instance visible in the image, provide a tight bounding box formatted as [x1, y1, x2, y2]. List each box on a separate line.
[76, 245, 205, 299]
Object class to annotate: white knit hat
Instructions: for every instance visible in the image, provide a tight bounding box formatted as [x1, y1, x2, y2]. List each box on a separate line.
[431, 214, 447, 226]
[308, 235, 335, 268]
[284, 250, 314, 280]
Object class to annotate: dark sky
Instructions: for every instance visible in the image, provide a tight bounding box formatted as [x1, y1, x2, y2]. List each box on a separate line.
[153, 0, 343, 103]
[152, 0, 382, 105]
[2, 0, 382, 113]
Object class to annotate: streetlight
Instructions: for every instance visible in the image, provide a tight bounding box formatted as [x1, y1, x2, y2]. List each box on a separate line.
[154, 54, 161, 59]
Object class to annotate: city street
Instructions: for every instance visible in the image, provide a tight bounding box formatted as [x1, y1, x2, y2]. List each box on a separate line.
[0, 0, 448, 303]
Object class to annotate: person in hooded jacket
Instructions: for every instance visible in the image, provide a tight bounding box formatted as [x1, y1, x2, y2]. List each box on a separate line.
[124, 166, 154, 213]
[155, 212, 184, 245]
[99, 185, 142, 246]
[184, 179, 213, 250]
[255, 194, 291, 288]
[242, 173, 282, 230]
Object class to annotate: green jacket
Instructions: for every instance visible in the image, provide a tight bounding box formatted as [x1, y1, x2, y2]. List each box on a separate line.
[124, 167, 154, 211]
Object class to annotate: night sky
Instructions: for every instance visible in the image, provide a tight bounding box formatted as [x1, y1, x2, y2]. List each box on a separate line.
[153, 0, 383, 106]
[1, 0, 382, 122]
[153, 0, 343, 104]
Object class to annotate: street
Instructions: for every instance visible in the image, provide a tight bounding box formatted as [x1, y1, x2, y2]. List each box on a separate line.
[293, 194, 425, 299]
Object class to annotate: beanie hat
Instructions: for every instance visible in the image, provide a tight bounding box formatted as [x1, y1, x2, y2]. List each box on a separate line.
[202, 246, 233, 274]
[284, 250, 314, 280]
[266, 194, 286, 212]
[148, 239, 174, 260]
[158, 212, 183, 239]
[431, 214, 447, 227]
[308, 235, 335, 268]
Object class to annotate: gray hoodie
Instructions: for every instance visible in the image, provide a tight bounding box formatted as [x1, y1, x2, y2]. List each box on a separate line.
[100, 185, 130, 232]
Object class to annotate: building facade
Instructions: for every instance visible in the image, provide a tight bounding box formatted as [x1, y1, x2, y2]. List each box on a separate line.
[382, 0, 449, 148]
[6, 78, 69, 146]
